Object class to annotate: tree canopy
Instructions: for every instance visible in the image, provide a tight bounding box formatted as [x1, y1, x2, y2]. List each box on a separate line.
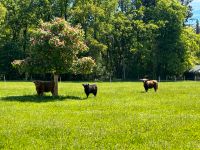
[0, 0, 200, 80]
[12, 18, 96, 75]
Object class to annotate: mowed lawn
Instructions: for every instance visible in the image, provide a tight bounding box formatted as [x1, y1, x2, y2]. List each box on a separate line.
[0, 81, 200, 149]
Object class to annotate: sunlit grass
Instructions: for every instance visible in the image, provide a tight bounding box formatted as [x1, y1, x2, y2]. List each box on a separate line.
[0, 81, 200, 149]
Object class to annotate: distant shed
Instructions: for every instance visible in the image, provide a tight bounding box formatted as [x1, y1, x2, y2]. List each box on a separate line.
[185, 65, 200, 80]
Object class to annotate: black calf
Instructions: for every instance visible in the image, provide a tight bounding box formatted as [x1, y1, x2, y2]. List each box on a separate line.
[82, 84, 97, 98]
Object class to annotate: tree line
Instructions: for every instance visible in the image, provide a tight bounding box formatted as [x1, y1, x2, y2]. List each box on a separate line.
[0, 0, 200, 81]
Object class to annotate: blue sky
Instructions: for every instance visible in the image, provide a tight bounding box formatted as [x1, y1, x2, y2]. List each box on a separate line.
[186, 0, 200, 25]
[191, 0, 200, 20]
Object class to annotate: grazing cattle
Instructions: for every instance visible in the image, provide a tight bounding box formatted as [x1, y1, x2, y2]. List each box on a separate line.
[33, 80, 55, 96]
[140, 79, 158, 92]
[82, 84, 97, 98]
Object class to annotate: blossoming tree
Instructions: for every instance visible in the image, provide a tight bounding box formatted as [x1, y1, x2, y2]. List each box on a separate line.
[13, 18, 96, 96]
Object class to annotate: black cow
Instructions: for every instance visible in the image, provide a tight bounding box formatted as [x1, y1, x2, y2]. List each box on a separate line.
[82, 84, 97, 98]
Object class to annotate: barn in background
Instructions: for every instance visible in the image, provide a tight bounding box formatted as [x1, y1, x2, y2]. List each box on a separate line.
[185, 65, 200, 80]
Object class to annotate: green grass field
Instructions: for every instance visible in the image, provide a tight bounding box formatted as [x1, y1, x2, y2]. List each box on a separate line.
[0, 81, 200, 149]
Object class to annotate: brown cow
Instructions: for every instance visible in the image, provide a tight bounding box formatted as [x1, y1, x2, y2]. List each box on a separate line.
[140, 79, 158, 92]
[33, 80, 55, 96]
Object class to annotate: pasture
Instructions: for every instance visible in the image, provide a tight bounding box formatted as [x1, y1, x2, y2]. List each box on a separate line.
[0, 81, 200, 149]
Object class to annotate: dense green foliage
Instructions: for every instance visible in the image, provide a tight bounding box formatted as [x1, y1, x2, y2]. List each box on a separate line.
[0, 0, 200, 80]
[0, 3, 6, 24]
[26, 18, 95, 75]
[0, 81, 200, 149]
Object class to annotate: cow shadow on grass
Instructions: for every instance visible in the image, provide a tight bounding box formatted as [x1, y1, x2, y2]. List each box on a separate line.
[1, 95, 86, 103]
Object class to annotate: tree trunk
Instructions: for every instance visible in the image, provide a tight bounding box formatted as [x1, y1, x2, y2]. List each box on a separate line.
[122, 57, 126, 80]
[23, 25, 28, 58]
[54, 74, 59, 96]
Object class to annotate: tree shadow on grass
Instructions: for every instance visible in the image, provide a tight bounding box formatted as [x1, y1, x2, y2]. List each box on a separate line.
[1, 95, 85, 103]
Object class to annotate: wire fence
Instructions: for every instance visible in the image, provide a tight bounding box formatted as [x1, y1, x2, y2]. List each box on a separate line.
[0, 74, 200, 82]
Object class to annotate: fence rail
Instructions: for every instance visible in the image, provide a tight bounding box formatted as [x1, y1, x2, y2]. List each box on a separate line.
[0, 74, 200, 82]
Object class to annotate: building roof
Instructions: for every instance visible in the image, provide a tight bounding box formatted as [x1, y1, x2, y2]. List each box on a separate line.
[189, 65, 200, 74]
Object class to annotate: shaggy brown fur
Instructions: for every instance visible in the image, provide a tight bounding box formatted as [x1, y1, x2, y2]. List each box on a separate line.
[82, 84, 97, 98]
[140, 79, 158, 92]
[33, 80, 55, 96]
